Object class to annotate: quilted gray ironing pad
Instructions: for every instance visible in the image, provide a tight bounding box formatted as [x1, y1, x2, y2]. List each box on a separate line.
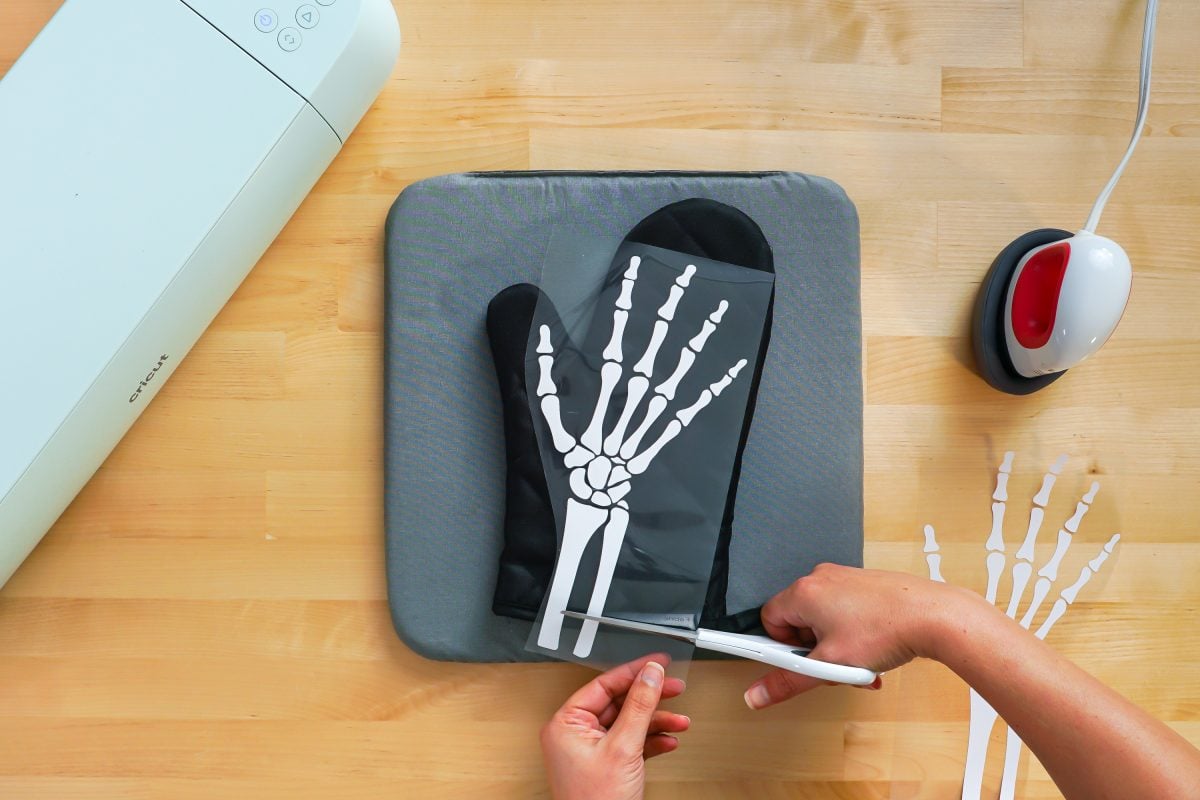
[384, 171, 863, 662]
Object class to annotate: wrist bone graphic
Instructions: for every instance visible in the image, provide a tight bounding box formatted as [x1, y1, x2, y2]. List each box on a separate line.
[922, 452, 1120, 800]
[534, 256, 749, 658]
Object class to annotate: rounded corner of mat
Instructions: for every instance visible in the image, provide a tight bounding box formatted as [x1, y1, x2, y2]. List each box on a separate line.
[779, 171, 858, 210]
[385, 173, 471, 226]
[385, 601, 471, 664]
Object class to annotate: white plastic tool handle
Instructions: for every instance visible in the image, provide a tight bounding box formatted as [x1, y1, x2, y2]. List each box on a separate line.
[696, 630, 878, 686]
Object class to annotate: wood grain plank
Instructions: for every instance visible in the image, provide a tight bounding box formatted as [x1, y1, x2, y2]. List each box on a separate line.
[0, 779, 549, 800]
[1025, 1, 1200, 71]
[866, 336, 1200, 407]
[393, 59, 942, 132]
[529, 129, 1200, 205]
[943, 68, 1200, 136]
[398, 1, 1022, 66]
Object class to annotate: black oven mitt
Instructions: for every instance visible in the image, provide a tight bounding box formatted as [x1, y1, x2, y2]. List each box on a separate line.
[486, 198, 774, 632]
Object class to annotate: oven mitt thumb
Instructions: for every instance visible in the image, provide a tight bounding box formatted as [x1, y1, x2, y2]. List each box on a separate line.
[486, 198, 774, 631]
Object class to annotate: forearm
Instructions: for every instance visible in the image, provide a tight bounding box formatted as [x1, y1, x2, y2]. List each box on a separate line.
[927, 589, 1200, 799]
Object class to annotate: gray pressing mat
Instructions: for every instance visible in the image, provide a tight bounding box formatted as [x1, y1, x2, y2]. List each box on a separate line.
[384, 171, 862, 662]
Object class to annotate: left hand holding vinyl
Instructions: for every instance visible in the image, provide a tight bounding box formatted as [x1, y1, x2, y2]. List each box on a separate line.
[541, 655, 690, 800]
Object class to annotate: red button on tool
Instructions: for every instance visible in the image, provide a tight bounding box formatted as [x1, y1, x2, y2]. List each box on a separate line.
[1011, 241, 1070, 350]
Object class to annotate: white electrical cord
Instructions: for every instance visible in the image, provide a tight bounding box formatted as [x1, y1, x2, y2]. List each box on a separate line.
[1083, 0, 1160, 233]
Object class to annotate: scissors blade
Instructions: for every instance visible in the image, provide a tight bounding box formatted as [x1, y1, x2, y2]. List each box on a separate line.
[561, 611, 699, 643]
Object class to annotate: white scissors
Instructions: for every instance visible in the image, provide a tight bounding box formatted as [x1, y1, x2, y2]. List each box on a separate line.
[562, 611, 878, 686]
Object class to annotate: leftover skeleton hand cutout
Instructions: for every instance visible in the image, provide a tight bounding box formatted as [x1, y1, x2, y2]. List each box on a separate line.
[922, 452, 1120, 800]
[534, 256, 749, 658]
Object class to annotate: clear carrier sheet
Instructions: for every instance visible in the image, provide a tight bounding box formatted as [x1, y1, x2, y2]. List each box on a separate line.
[524, 231, 774, 670]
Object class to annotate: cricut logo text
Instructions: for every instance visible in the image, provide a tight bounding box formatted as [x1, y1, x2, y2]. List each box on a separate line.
[129, 354, 170, 403]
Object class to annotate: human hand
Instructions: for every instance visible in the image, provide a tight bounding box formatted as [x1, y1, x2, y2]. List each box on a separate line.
[542, 654, 690, 800]
[743, 563, 981, 709]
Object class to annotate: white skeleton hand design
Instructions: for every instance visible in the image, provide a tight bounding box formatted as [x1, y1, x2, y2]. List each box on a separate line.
[534, 255, 748, 658]
[922, 452, 1120, 800]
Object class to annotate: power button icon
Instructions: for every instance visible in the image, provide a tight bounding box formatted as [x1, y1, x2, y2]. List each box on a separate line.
[254, 9, 278, 32]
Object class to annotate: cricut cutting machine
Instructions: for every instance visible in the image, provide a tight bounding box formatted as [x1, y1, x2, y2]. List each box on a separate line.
[0, 0, 399, 587]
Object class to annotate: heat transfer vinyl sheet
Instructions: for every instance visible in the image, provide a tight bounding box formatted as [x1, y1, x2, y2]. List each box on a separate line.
[525, 231, 774, 668]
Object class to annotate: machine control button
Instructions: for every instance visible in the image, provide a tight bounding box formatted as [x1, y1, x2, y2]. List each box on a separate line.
[296, 5, 320, 28]
[277, 27, 302, 51]
[316, 0, 335, 6]
[254, 8, 278, 32]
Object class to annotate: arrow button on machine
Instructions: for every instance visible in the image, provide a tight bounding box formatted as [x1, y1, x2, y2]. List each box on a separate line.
[296, 5, 320, 29]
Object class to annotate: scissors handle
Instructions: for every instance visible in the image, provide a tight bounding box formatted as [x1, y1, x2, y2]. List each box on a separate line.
[696, 629, 878, 687]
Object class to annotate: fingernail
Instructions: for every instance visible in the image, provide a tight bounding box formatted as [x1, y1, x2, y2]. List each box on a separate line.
[642, 662, 664, 688]
[744, 683, 770, 710]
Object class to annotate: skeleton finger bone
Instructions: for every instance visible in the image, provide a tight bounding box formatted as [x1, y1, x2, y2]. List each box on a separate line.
[624, 264, 734, 456]
[1032, 453, 1069, 507]
[655, 300, 730, 402]
[657, 264, 696, 321]
[615, 256, 640, 310]
[993, 451, 1015, 501]
[631, 263, 695, 381]
[922, 524, 945, 583]
[586, 257, 644, 446]
[627, 421, 682, 476]
[1006, 507, 1044, 617]
[604, 256, 643, 376]
[984, 453, 1013, 604]
[965, 453, 1015, 799]
[1035, 534, 1121, 638]
[1019, 528, 1073, 629]
[627, 359, 748, 475]
[618, 395, 668, 461]
[1009, 478, 1099, 618]
[633, 321, 669, 377]
[1064, 482, 1099, 533]
[999, 534, 1121, 800]
[603, 310, 629, 362]
[580, 361, 622, 453]
[690, 300, 727, 349]
[604, 377, 649, 456]
[656, 350, 694, 401]
[535, 325, 576, 454]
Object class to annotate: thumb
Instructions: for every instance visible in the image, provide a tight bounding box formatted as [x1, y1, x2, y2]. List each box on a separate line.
[743, 644, 842, 710]
[744, 667, 825, 711]
[607, 661, 666, 755]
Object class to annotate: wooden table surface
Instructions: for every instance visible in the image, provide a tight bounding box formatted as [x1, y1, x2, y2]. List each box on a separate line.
[3, 2, 1199, 798]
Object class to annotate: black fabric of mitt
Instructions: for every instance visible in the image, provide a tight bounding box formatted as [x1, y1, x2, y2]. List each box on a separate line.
[486, 198, 774, 632]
